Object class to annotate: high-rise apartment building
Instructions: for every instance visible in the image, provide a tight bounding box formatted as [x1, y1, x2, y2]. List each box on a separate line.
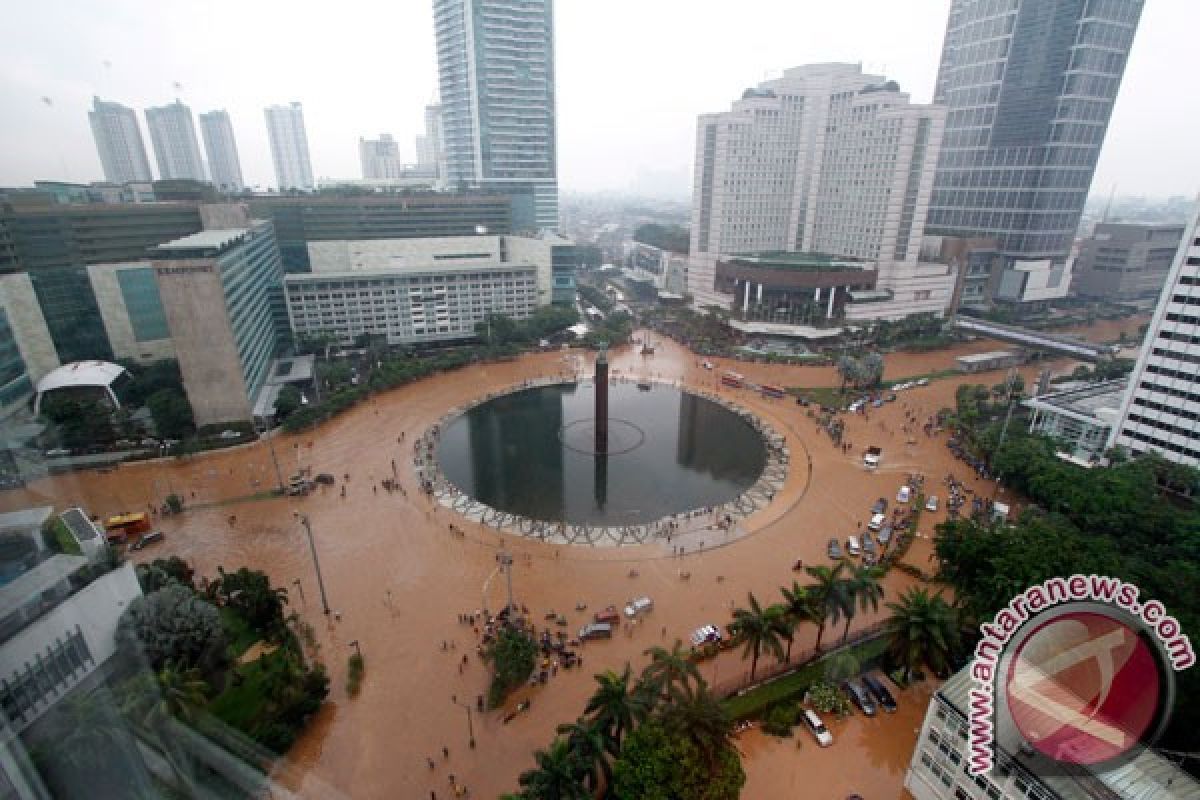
[359, 134, 404, 180]
[689, 64, 952, 320]
[88, 97, 153, 184]
[1110, 203, 1200, 467]
[144, 100, 207, 183]
[926, 0, 1144, 304]
[433, 0, 558, 230]
[198, 110, 245, 192]
[264, 102, 314, 191]
[416, 103, 445, 183]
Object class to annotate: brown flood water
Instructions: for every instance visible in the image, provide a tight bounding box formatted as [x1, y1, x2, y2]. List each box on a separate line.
[0, 317, 1141, 798]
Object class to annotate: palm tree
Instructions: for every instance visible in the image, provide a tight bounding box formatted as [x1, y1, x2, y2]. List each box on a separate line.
[641, 640, 702, 702]
[584, 665, 646, 753]
[517, 737, 590, 800]
[841, 564, 886, 645]
[804, 563, 852, 654]
[556, 717, 611, 793]
[154, 661, 210, 723]
[728, 593, 787, 681]
[660, 683, 734, 767]
[780, 581, 818, 662]
[886, 587, 961, 681]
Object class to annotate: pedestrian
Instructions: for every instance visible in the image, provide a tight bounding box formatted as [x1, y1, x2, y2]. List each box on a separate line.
[427, 757, 436, 770]
[443, 746, 449, 759]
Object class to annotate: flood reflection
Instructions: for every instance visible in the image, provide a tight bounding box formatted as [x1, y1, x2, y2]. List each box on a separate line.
[437, 383, 767, 525]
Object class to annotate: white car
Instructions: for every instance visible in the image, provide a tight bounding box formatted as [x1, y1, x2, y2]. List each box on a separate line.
[867, 513, 885, 532]
[846, 535, 862, 556]
[624, 596, 653, 618]
[897, 485, 912, 503]
[802, 709, 834, 747]
[702, 360, 714, 370]
[690, 624, 722, 647]
[925, 495, 939, 512]
[218, 430, 242, 440]
[916, 377, 930, 386]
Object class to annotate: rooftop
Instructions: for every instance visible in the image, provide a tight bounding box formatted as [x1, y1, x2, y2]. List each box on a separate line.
[0, 554, 88, 620]
[35, 360, 127, 393]
[1024, 379, 1129, 422]
[724, 251, 867, 272]
[0, 507, 52, 537]
[155, 228, 249, 253]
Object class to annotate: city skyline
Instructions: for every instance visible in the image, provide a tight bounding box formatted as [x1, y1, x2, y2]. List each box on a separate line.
[2, 0, 1197, 198]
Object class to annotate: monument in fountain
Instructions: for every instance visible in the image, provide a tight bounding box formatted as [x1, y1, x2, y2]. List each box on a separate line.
[594, 343, 609, 454]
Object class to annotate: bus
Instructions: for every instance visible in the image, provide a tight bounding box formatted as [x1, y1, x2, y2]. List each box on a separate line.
[104, 512, 151, 544]
[760, 384, 785, 399]
[721, 371, 744, 388]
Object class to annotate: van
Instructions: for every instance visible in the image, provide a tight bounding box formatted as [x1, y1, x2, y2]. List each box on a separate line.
[896, 485, 912, 503]
[593, 607, 620, 624]
[131, 531, 165, 551]
[579, 622, 613, 641]
[867, 513, 885, 532]
[624, 596, 653, 618]
[802, 709, 833, 747]
[846, 535, 861, 556]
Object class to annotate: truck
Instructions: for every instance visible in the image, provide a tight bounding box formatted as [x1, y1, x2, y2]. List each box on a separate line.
[863, 446, 882, 469]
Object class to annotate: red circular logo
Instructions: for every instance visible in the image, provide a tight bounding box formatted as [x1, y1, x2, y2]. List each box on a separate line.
[1005, 611, 1160, 765]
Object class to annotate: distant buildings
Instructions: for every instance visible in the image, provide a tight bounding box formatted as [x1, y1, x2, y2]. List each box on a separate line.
[145, 100, 207, 183]
[88, 97, 153, 184]
[688, 63, 952, 321]
[925, 0, 1145, 306]
[359, 134, 404, 180]
[416, 103, 445, 184]
[1110, 203, 1200, 467]
[198, 110, 245, 192]
[264, 102, 314, 191]
[433, 0, 558, 230]
[1071, 222, 1184, 305]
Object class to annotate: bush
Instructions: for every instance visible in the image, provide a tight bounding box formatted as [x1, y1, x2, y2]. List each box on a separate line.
[347, 653, 364, 696]
[807, 681, 851, 717]
[485, 626, 537, 708]
[761, 703, 799, 737]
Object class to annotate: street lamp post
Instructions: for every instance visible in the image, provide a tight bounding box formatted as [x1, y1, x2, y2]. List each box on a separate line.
[292, 577, 305, 605]
[348, 640, 362, 660]
[259, 424, 286, 494]
[294, 513, 330, 615]
[450, 694, 475, 749]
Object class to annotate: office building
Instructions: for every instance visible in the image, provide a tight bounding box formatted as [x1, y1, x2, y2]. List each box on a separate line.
[264, 103, 314, 191]
[1071, 222, 1183, 304]
[1023, 379, 1128, 464]
[0, 275, 58, 419]
[359, 134, 404, 180]
[246, 192, 514, 271]
[198, 110, 245, 192]
[1110, 204, 1200, 467]
[905, 666, 1200, 800]
[433, 0, 558, 230]
[152, 213, 285, 426]
[0, 199, 201, 363]
[87, 97, 153, 184]
[417, 103, 445, 183]
[689, 63, 952, 320]
[145, 100, 207, 183]
[87, 261, 175, 364]
[925, 0, 1145, 305]
[285, 232, 571, 346]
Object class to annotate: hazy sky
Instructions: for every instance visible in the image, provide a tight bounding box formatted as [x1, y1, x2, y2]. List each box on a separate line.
[1, 0, 1196, 199]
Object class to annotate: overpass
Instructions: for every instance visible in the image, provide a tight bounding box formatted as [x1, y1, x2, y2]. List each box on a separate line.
[951, 316, 1121, 363]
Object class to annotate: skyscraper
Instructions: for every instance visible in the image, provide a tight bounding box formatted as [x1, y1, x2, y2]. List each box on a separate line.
[1109, 202, 1200, 467]
[88, 97, 153, 183]
[145, 100, 207, 182]
[416, 103, 444, 182]
[198, 110, 245, 192]
[926, 0, 1144, 305]
[359, 134, 404, 180]
[689, 64, 952, 319]
[264, 102, 314, 191]
[433, 0, 558, 230]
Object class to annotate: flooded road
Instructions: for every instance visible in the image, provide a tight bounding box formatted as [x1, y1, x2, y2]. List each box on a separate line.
[0, 317, 1140, 798]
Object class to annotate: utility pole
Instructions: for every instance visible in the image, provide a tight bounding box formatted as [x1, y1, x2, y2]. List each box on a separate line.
[261, 424, 286, 493]
[294, 513, 330, 614]
[496, 550, 514, 616]
[451, 694, 476, 748]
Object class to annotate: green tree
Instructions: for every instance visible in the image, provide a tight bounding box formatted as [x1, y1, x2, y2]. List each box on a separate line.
[485, 625, 538, 707]
[116, 584, 227, 674]
[885, 587, 961, 681]
[517, 737, 590, 800]
[804, 563, 853, 654]
[841, 564, 885, 645]
[779, 581, 818, 662]
[611, 718, 744, 800]
[641, 640, 702, 702]
[659, 683, 735, 766]
[135, 556, 195, 593]
[146, 388, 195, 439]
[213, 567, 288, 636]
[555, 717, 611, 793]
[585, 665, 648, 752]
[727, 593, 787, 681]
[274, 385, 303, 418]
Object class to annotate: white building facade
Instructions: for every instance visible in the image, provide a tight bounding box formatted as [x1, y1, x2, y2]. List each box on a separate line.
[433, 0, 558, 229]
[416, 103, 445, 185]
[285, 234, 565, 346]
[144, 100, 206, 183]
[1110, 203, 1200, 467]
[198, 110, 245, 192]
[689, 64, 954, 320]
[264, 102, 315, 191]
[359, 134, 405, 180]
[88, 97, 154, 184]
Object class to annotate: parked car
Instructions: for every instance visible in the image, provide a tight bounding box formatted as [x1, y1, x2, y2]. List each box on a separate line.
[897, 485, 912, 503]
[871, 497, 887, 515]
[624, 596, 653, 618]
[579, 622, 613, 641]
[867, 512, 885, 532]
[702, 361, 714, 370]
[925, 495, 939, 512]
[131, 531, 165, 551]
[862, 531, 876, 554]
[916, 377, 930, 386]
[690, 624, 722, 647]
[871, 398, 884, 408]
[594, 606, 620, 624]
[885, 393, 897, 402]
[218, 429, 241, 440]
[877, 523, 893, 545]
[802, 709, 834, 747]
[827, 538, 843, 559]
[842, 680, 877, 716]
[846, 535, 861, 557]
[862, 674, 897, 713]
